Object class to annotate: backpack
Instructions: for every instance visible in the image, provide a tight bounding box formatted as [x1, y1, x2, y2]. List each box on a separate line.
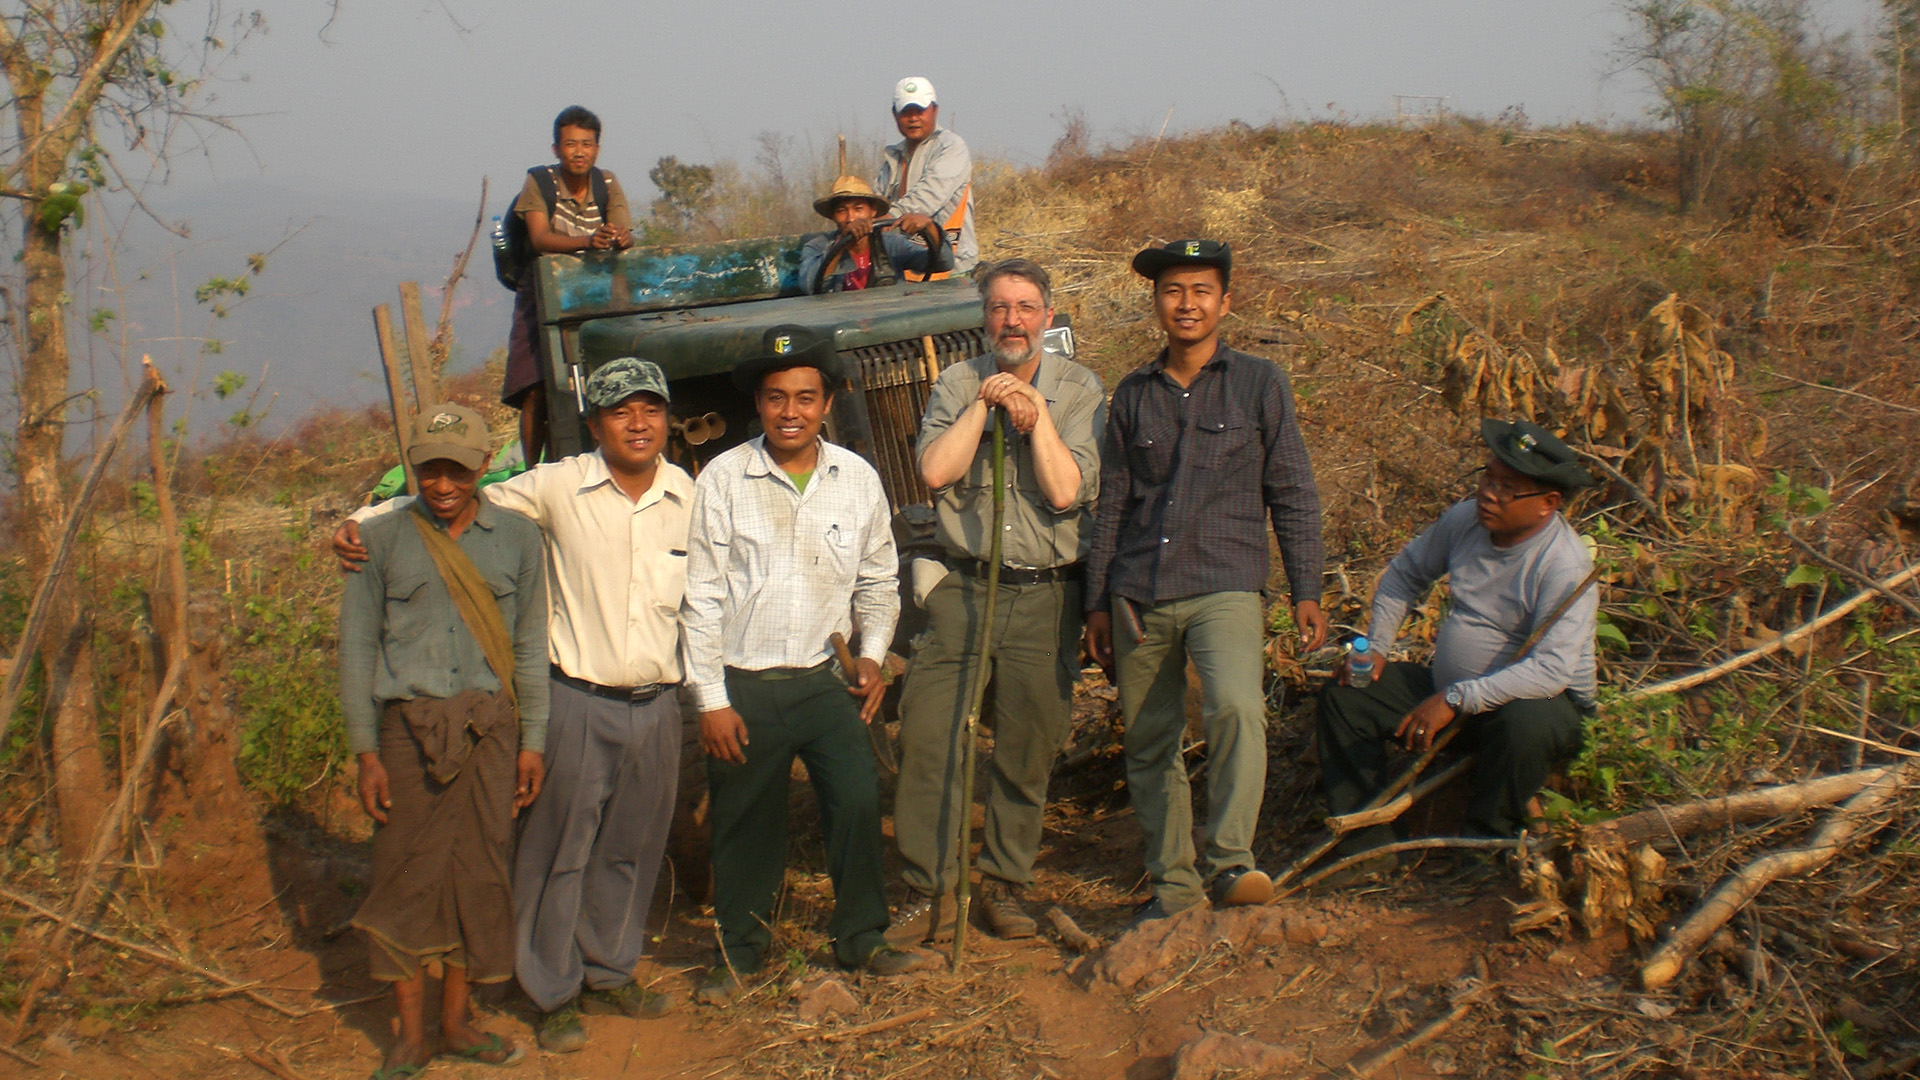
[493, 165, 612, 291]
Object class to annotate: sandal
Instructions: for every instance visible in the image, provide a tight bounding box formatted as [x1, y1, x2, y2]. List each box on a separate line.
[440, 1031, 525, 1067]
[369, 1064, 425, 1080]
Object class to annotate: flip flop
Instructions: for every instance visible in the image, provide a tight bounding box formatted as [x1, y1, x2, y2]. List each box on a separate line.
[440, 1031, 525, 1067]
[369, 1063, 425, 1080]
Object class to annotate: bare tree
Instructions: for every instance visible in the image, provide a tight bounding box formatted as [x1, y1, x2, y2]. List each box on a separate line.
[0, 2, 256, 853]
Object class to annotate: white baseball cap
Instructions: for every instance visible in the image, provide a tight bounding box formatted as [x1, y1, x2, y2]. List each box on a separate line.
[893, 76, 937, 113]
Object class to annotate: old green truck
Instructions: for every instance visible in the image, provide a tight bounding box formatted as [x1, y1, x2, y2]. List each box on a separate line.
[528, 233, 1014, 514]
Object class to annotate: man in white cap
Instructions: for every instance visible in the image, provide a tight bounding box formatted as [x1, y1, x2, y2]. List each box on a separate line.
[874, 76, 977, 275]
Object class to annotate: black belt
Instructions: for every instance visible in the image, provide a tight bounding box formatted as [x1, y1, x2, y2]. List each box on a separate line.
[727, 660, 834, 682]
[950, 558, 1083, 587]
[551, 666, 676, 705]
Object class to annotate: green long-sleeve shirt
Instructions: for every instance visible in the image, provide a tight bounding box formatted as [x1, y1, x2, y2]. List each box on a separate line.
[337, 495, 550, 755]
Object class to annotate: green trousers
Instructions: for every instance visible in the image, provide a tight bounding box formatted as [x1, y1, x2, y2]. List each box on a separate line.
[707, 666, 889, 972]
[1316, 661, 1587, 843]
[1114, 591, 1269, 911]
[895, 571, 1081, 894]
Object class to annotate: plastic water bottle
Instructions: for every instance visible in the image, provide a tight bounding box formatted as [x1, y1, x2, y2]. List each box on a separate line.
[490, 215, 507, 253]
[1347, 636, 1377, 688]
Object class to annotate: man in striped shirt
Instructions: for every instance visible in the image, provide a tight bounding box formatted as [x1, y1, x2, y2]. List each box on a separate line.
[683, 325, 934, 1003]
[501, 105, 636, 467]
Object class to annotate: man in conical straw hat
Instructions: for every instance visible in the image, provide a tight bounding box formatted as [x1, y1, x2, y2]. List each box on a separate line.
[799, 174, 951, 294]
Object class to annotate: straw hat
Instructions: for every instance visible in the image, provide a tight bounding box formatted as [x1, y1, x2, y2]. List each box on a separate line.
[813, 175, 891, 219]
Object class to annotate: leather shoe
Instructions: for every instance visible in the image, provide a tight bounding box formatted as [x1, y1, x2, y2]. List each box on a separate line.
[1207, 867, 1274, 906]
[885, 889, 956, 945]
[976, 878, 1037, 939]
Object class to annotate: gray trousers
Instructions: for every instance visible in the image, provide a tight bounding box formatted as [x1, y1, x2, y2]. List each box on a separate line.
[513, 678, 680, 1012]
[1114, 592, 1269, 911]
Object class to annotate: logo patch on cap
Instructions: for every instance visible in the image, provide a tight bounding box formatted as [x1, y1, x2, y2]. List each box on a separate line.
[1184, 241, 1201, 256]
[903, 81, 918, 92]
[426, 412, 466, 435]
[774, 335, 793, 354]
[1518, 432, 1538, 453]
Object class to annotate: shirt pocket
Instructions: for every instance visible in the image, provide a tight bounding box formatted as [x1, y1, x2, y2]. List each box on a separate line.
[1126, 415, 1179, 483]
[653, 548, 689, 617]
[484, 568, 518, 627]
[819, 521, 858, 582]
[381, 565, 437, 647]
[1191, 411, 1256, 471]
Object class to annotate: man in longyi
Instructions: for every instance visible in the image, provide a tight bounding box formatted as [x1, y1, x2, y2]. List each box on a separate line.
[339, 403, 549, 1077]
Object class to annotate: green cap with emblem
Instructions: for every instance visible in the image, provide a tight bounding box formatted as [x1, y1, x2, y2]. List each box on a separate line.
[406, 402, 492, 470]
[584, 357, 672, 410]
[1481, 418, 1595, 491]
[1131, 238, 1233, 289]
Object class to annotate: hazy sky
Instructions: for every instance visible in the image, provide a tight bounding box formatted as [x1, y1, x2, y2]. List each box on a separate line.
[44, 0, 1890, 430]
[193, 0, 1880, 195]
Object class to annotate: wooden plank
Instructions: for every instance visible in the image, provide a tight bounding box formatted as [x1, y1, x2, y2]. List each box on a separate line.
[398, 282, 440, 409]
[372, 304, 418, 496]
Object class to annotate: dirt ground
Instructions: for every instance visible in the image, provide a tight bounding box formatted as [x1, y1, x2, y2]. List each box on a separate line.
[0, 675, 1648, 1080]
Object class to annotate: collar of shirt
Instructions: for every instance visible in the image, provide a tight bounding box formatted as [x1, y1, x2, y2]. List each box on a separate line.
[1147, 340, 1230, 385]
[408, 489, 500, 533]
[885, 126, 950, 164]
[575, 449, 690, 511]
[742, 435, 840, 493]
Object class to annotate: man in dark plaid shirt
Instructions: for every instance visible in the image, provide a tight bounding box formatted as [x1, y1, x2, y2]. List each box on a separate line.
[1086, 239, 1327, 921]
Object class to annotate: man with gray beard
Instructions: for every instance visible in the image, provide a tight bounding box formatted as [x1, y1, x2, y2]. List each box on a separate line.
[889, 259, 1105, 943]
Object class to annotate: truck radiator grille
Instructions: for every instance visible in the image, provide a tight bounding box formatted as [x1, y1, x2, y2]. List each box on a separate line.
[844, 328, 988, 512]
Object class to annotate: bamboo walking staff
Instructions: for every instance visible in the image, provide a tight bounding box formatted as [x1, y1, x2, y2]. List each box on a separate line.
[952, 410, 1005, 971]
[1271, 564, 1604, 897]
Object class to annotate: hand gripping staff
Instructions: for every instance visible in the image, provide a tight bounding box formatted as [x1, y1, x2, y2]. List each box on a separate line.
[952, 409, 1005, 970]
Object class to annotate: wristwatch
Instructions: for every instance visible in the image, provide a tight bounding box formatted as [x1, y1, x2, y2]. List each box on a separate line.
[1443, 686, 1465, 713]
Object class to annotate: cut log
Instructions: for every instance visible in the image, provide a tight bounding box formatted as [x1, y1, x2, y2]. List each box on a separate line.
[1581, 767, 1891, 848]
[1639, 762, 1914, 990]
[1325, 756, 1474, 835]
[1628, 561, 1920, 700]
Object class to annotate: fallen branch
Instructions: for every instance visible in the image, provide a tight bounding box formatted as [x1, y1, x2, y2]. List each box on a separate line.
[241, 1048, 310, 1080]
[1786, 529, 1920, 622]
[1325, 756, 1474, 835]
[1338, 987, 1487, 1079]
[0, 885, 300, 1019]
[755, 1006, 939, 1051]
[1639, 762, 1915, 990]
[1294, 837, 1523, 893]
[1628, 559, 1920, 700]
[1579, 767, 1892, 848]
[0, 365, 164, 751]
[1575, 446, 1679, 537]
[1768, 371, 1920, 416]
[1044, 906, 1103, 954]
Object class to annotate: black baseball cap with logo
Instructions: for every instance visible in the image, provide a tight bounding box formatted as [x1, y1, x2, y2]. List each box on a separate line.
[730, 324, 847, 394]
[1131, 239, 1232, 289]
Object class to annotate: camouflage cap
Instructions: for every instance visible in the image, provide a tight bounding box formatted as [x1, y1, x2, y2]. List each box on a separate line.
[584, 357, 671, 409]
[406, 402, 491, 471]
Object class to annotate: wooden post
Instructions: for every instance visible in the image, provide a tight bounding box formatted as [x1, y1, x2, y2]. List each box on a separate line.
[398, 282, 440, 409]
[372, 304, 418, 496]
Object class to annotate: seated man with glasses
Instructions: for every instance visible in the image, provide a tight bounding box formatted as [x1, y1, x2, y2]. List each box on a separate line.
[1316, 419, 1598, 861]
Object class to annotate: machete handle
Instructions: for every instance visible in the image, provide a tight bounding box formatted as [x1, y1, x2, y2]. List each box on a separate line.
[829, 632, 860, 686]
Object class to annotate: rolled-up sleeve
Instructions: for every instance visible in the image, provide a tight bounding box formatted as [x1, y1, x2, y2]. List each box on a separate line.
[1052, 380, 1105, 515]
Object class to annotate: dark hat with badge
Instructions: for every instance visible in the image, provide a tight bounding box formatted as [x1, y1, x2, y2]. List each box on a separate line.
[1481, 418, 1594, 491]
[729, 324, 846, 394]
[1131, 238, 1233, 289]
[583, 357, 672, 410]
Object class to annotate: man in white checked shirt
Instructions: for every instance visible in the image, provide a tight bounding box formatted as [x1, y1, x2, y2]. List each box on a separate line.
[682, 325, 936, 1004]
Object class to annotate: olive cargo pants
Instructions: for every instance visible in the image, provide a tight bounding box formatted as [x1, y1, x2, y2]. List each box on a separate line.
[1115, 591, 1269, 912]
[895, 572, 1082, 895]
